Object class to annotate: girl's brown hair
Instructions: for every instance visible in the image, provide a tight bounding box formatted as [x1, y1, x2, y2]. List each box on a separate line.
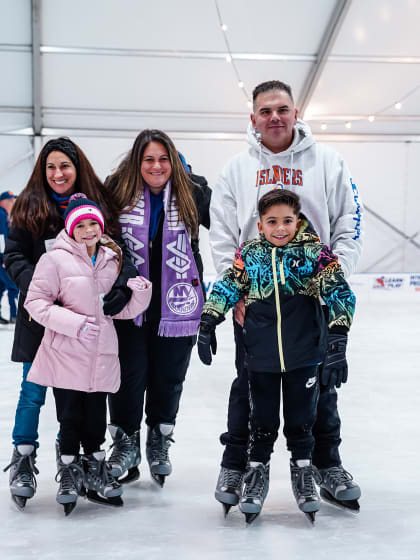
[105, 129, 198, 235]
[11, 137, 119, 237]
[99, 236, 123, 275]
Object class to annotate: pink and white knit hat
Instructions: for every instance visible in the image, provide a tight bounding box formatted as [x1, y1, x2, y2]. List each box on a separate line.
[64, 193, 105, 237]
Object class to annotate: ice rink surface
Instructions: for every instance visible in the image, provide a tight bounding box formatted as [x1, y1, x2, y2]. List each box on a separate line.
[0, 298, 419, 560]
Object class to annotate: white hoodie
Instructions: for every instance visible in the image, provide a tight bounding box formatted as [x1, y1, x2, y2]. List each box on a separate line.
[210, 119, 363, 279]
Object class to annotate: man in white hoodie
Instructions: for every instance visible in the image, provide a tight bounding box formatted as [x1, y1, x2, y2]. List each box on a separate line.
[210, 80, 363, 513]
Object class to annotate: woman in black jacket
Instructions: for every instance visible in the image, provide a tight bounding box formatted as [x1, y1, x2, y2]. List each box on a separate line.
[3, 137, 136, 509]
[105, 129, 211, 486]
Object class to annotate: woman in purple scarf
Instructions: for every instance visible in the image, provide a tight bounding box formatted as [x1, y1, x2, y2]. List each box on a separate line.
[105, 129, 211, 486]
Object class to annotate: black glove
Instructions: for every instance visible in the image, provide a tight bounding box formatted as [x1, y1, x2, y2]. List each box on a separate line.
[320, 333, 348, 389]
[103, 286, 132, 316]
[198, 324, 217, 365]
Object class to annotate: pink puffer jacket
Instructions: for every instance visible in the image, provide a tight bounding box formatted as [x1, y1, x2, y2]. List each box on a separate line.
[24, 229, 152, 393]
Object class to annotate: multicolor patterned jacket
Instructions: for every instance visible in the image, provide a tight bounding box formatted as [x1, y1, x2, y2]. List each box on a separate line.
[202, 218, 356, 373]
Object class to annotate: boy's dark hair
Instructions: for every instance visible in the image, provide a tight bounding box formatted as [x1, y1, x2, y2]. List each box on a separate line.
[258, 189, 301, 217]
[252, 80, 294, 104]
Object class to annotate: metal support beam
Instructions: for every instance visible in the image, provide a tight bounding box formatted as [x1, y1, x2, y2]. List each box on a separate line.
[31, 0, 42, 137]
[298, 0, 352, 117]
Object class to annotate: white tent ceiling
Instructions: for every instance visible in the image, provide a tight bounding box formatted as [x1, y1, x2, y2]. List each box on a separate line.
[1, 0, 420, 139]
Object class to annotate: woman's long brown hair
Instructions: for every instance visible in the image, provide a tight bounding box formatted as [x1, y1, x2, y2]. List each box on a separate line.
[11, 138, 119, 237]
[105, 129, 198, 236]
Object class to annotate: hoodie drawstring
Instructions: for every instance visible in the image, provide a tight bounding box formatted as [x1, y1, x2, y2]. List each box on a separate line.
[253, 133, 263, 217]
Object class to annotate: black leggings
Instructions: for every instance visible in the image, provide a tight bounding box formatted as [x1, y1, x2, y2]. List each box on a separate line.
[53, 388, 107, 456]
[221, 319, 342, 471]
[108, 319, 194, 435]
[248, 367, 319, 464]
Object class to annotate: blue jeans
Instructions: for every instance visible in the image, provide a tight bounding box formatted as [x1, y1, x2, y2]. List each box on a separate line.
[0, 265, 18, 318]
[12, 363, 47, 448]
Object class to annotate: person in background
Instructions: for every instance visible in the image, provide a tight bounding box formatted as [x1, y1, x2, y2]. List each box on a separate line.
[105, 129, 211, 487]
[3, 138, 137, 510]
[0, 191, 18, 324]
[209, 80, 363, 513]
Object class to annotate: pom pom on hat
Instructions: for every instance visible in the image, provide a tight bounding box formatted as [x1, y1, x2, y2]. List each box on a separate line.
[64, 193, 105, 237]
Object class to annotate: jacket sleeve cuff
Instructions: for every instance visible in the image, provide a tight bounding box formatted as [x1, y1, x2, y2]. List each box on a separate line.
[328, 325, 349, 335]
[200, 313, 224, 330]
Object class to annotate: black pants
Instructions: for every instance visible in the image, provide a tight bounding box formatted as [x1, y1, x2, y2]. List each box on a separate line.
[220, 319, 342, 471]
[248, 367, 319, 465]
[53, 388, 107, 456]
[108, 319, 194, 435]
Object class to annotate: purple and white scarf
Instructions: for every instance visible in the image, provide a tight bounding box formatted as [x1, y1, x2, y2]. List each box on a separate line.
[120, 181, 204, 337]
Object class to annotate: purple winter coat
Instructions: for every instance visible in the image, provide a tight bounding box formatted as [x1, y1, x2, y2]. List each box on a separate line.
[24, 229, 152, 393]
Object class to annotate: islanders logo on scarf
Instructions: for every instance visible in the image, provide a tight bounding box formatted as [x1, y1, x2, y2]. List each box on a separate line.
[120, 181, 204, 337]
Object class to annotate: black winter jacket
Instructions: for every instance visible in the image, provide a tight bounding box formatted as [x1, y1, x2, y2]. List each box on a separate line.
[4, 224, 137, 362]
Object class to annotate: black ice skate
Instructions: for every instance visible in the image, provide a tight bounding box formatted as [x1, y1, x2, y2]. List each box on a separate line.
[290, 459, 322, 524]
[215, 467, 244, 516]
[82, 451, 123, 507]
[55, 455, 85, 516]
[146, 424, 174, 487]
[239, 462, 270, 524]
[4, 445, 39, 510]
[318, 465, 361, 512]
[107, 424, 140, 484]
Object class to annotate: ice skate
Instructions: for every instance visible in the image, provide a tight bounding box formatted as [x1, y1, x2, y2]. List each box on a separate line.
[318, 465, 361, 512]
[146, 424, 174, 487]
[107, 424, 140, 484]
[4, 445, 39, 510]
[55, 455, 85, 516]
[290, 459, 322, 524]
[215, 467, 244, 516]
[83, 451, 123, 507]
[239, 462, 270, 524]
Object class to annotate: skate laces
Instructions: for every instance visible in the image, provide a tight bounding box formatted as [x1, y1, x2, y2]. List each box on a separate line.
[323, 466, 353, 485]
[4, 450, 39, 487]
[292, 464, 321, 496]
[55, 461, 84, 492]
[243, 464, 268, 499]
[149, 431, 174, 462]
[89, 457, 118, 488]
[108, 432, 138, 464]
[221, 468, 243, 489]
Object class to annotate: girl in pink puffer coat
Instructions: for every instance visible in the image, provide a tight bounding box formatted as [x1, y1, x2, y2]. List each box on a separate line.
[24, 193, 152, 513]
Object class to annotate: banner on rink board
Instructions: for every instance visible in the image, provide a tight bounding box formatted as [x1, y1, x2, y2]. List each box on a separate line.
[203, 273, 420, 300]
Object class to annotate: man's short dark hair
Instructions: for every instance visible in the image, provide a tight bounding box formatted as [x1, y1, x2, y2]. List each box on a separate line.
[258, 189, 301, 218]
[252, 80, 294, 106]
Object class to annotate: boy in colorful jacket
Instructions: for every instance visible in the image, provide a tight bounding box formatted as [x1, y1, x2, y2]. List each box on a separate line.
[198, 189, 355, 523]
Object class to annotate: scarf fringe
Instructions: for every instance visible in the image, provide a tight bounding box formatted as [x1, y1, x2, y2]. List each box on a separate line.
[158, 319, 200, 338]
[133, 314, 144, 327]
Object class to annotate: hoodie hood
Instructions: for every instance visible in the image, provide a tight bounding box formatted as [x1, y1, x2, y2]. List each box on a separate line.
[247, 119, 315, 159]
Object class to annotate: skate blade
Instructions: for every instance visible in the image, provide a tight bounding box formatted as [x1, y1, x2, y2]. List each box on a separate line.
[151, 473, 166, 487]
[245, 512, 260, 525]
[222, 503, 232, 517]
[86, 490, 124, 507]
[11, 495, 27, 511]
[320, 488, 360, 512]
[304, 512, 316, 524]
[63, 502, 77, 516]
[119, 466, 140, 484]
